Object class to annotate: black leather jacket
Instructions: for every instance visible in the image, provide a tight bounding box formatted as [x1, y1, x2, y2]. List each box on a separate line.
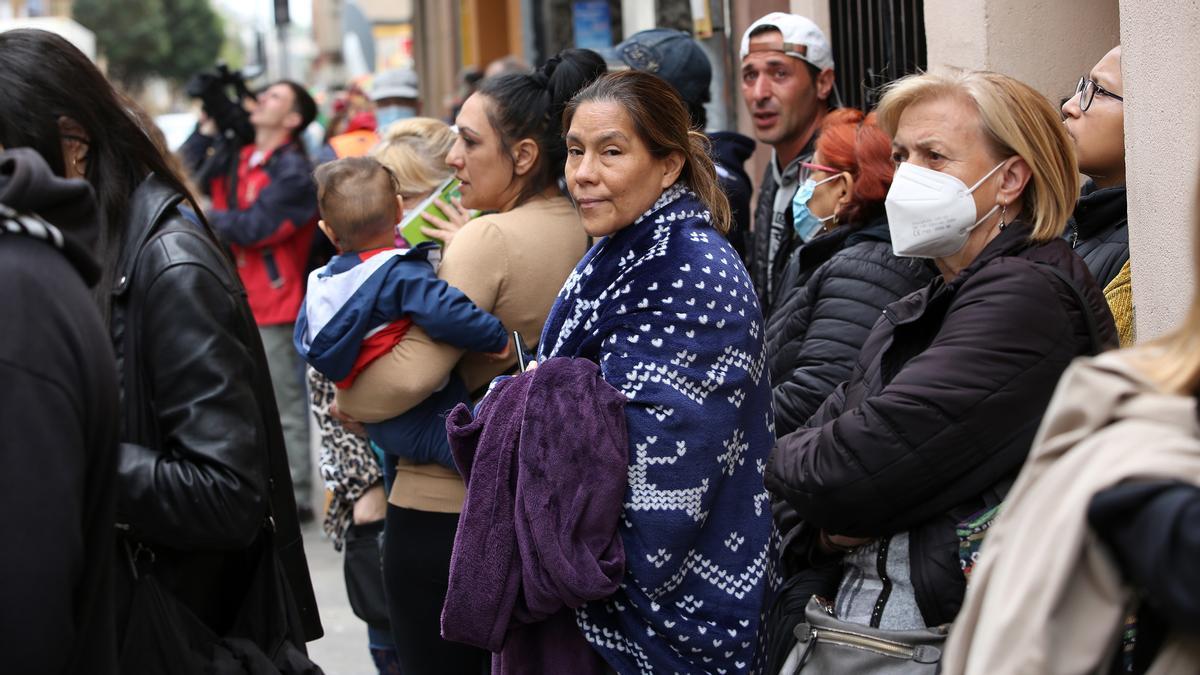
[110, 174, 321, 640]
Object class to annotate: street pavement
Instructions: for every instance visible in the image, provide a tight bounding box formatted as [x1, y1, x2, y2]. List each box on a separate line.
[302, 520, 376, 674]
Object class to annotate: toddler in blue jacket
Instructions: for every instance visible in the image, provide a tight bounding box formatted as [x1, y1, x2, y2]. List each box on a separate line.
[295, 157, 509, 471]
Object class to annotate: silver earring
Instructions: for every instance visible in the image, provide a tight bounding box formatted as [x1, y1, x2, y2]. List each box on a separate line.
[998, 203, 1008, 230]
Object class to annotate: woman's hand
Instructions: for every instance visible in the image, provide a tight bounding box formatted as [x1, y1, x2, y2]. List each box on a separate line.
[819, 529, 872, 554]
[486, 334, 513, 362]
[352, 483, 388, 525]
[330, 402, 368, 439]
[420, 194, 471, 246]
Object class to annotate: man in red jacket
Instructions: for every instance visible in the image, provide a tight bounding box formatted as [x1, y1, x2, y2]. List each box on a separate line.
[207, 80, 320, 518]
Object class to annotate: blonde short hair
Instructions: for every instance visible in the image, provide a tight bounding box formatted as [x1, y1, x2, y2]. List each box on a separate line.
[369, 117, 456, 200]
[876, 70, 1078, 242]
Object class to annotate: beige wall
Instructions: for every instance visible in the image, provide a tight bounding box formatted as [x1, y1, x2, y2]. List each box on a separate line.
[412, 0, 459, 120]
[924, 0, 1119, 102]
[1121, 0, 1200, 340]
[787, 0, 830, 37]
[356, 0, 413, 23]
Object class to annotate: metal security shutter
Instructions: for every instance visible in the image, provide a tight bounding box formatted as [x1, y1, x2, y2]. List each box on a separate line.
[830, 0, 927, 110]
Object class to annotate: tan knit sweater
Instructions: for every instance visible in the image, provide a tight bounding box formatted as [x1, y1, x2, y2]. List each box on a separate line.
[335, 193, 588, 512]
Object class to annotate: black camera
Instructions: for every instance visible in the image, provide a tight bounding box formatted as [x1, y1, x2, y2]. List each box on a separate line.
[186, 62, 262, 145]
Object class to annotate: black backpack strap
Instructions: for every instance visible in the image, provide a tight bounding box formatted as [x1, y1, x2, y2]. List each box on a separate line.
[1036, 262, 1108, 356]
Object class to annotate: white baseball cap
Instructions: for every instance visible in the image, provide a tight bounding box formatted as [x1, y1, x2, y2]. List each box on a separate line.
[739, 12, 834, 72]
[372, 68, 419, 101]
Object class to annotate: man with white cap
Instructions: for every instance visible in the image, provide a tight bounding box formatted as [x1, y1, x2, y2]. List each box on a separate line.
[740, 12, 837, 317]
[371, 68, 420, 133]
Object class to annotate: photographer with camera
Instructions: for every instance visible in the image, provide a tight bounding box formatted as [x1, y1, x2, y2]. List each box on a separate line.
[182, 73, 323, 521]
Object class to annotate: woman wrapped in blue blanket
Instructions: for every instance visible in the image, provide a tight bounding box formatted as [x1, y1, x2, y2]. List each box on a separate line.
[533, 70, 778, 673]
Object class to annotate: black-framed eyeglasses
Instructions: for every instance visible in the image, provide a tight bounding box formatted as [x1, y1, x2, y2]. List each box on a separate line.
[1074, 76, 1123, 112]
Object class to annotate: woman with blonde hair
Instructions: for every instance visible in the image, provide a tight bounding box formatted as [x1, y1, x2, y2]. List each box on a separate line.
[766, 69, 1117, 668]
[944, 180, 1200, 674]
[371, 117, 472, 245]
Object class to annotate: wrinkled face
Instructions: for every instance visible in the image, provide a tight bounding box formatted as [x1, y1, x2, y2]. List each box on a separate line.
[890, 95, 1006, 223]
[565, 101, 680, 238]
[740, 30, 821, 148]
[1062, 46, 1124, 184]
[250, 83, 298, 131]
[445, 93, 521, 211]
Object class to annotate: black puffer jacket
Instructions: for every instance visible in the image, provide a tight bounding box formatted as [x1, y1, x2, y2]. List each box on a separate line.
[766, 221, 1118, 626]
[766, 217, 934, 436]
[111, 175, 321, 641]
[1068, 181, 1128, 288]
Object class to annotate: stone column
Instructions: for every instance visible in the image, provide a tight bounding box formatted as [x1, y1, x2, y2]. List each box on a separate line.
[1121, 0, 1200, 339]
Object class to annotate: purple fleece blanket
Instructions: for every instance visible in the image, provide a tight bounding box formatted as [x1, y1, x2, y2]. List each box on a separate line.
[441, 357, 627, 674]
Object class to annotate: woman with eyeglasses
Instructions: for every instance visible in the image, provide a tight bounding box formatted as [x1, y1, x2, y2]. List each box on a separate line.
[766, 70, 1118, 667]
[1063, 45, 1133, 345]
[765, 108, 933, 440]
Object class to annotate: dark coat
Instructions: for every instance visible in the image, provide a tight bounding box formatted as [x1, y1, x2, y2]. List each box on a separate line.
[765, 217, 935, 436]
[1090, 479, 1200, 673]
[767, 221, 1118, 626]
[748, 142, 815, 318]
[0, 149, 119, 675]
[709, 131, 755, 259]
[1068, 182, 1128, 288]
[111, 175, 321, 642]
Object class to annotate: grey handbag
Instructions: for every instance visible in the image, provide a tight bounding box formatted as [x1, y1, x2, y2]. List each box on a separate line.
[780, 597, 949, 674]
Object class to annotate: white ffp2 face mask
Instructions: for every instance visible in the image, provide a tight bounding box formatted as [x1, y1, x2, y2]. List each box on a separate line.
[885, 161, 1006, 258]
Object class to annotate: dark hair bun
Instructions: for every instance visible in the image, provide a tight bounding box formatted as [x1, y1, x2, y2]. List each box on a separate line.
[476, 48, 607, 206]
[545, 49, 607, 109]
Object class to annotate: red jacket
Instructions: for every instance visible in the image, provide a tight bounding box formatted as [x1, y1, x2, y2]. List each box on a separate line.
[209, 142, 317, 326]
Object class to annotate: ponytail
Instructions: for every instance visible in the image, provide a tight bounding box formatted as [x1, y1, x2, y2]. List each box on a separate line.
[685, 129, 731, 234]
[477, 48, 607, 205]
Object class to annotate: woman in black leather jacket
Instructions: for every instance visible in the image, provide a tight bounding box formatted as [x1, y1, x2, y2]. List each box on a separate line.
[0, 29, 322, 655]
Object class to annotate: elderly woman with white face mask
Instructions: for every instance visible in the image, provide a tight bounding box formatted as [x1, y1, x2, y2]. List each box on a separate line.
[765, 70, 1119, 668]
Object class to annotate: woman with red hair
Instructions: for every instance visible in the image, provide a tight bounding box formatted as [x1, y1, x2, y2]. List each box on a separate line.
[765, 108, 933, 438]
[762, 107, 935, 671]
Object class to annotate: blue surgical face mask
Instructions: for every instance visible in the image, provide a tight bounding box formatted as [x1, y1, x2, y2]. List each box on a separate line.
[792, 173, 842, 242]
[376, 105, 416, 131]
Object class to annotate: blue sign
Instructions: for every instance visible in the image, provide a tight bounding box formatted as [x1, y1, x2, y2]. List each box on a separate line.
[573, 0, 613, 51]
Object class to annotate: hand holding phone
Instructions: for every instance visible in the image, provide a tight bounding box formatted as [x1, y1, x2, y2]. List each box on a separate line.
[512, 330, 535, 372]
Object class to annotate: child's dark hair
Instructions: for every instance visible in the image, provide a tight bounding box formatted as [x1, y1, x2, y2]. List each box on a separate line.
[476, 48, 607, 205]
[314, 157, 401, 250]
